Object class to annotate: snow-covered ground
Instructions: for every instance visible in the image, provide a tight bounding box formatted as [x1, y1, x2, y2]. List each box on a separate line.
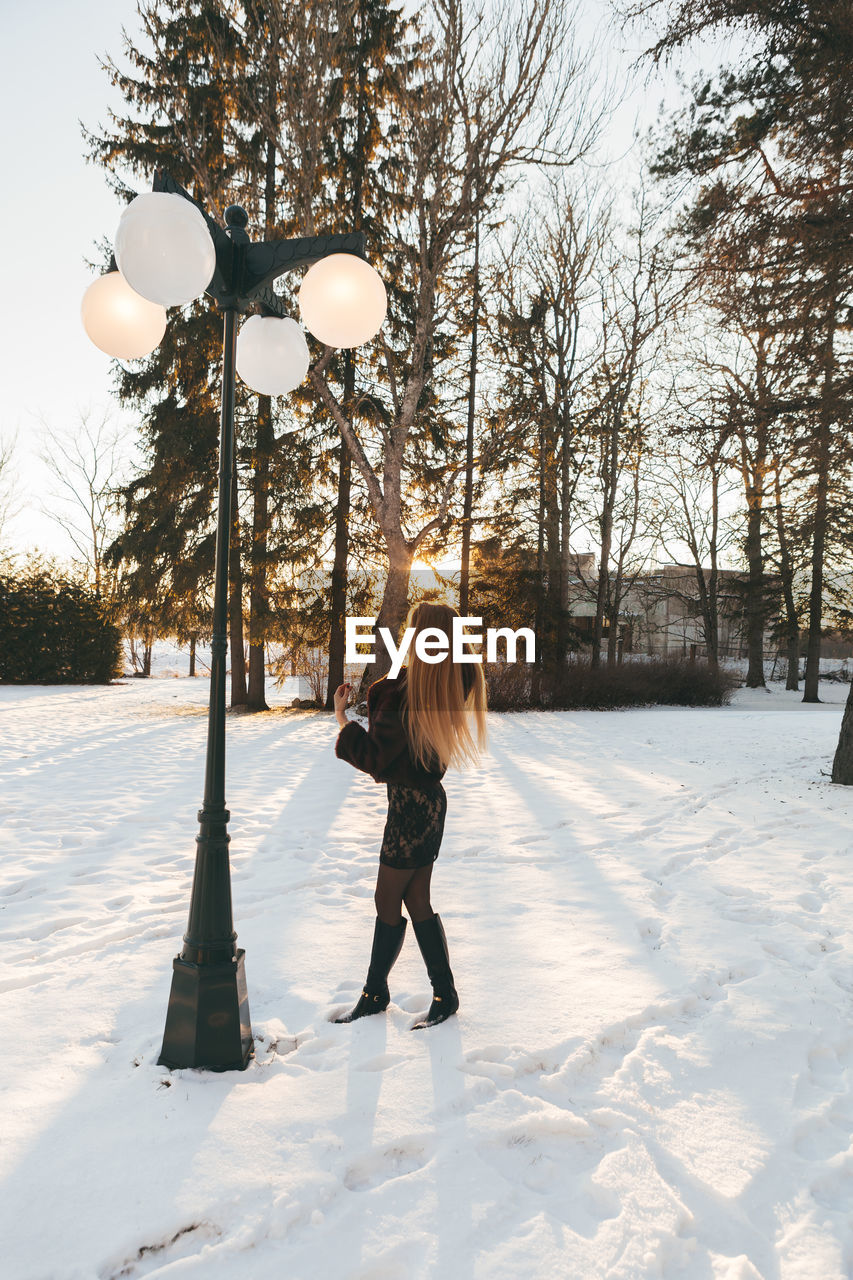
[1, 672, 851, 1280]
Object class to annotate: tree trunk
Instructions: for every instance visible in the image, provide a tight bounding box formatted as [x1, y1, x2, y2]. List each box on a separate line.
[604, 609, 617, 670]
[229, 467, 247, 707]
[804, 272, 838, 704]
[189, 633, 197, 677]
[706, 569, 720, 674]
[246, 135, 279, 713]
[555, 291, 579, 668]
[739, 348, 769, 688]
[788, 633, 801, 690]
[705, 454, 722, 673]
[694, 555, 720, 675]
[743, 469, 767, 688]
[459, 202, 480, 617]
[325, 351, 355, 709]
[592, 491, 614, 672]
[543, 428, 562, 676]
[326, 10, 369, 706]
[592, 414, 619, 671]
[557, 420, 573, 665]
[607, 539, 626, 667]
[325, 442, 352, 708]
[831, 674, 853, 784]
[591, 531, 610, 671]
[358, 549, 412, 694]
[247, 394, 272, 711]
[803, 415, 831, 703]
[772, 464, 799, 691]
[531, 421, 548, 703]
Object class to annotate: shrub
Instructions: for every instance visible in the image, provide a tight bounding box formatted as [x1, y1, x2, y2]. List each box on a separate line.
[0, 565, 123, 684]
[483, 661, 533, 711]
[484, 657, 738, 711]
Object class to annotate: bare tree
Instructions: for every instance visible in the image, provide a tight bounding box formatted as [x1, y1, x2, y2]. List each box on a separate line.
[39, 410, 125, 597]
[307, 0, 604, 685]
[645, 374, 742, 670]
[486, 176, 605, 668]
[0, 433, 19, 557]
[576, 188, 670, 667]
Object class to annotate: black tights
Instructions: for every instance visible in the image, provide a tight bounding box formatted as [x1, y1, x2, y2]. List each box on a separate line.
[374, 861, 434, 926]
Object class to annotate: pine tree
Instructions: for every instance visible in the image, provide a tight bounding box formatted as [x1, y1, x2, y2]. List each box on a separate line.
[165, 0, 416, 710]
[86, 0, 253, 704]
[635, 0, 853, 705]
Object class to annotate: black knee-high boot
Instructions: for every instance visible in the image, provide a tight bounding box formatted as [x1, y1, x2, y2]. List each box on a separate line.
[334, 916, 407, 1023]
[411, 913, 459, 1030]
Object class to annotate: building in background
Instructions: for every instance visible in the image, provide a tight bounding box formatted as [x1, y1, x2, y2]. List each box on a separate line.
[565, 557, 781, 663]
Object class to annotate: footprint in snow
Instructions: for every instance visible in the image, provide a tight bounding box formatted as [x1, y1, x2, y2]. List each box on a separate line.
[23, 915, 89, 941]
[461, 1047, 516, 1080]
[794, 1111, 853, 1172]
[477, 1115, 607, 1218]
[294, 1034, 337, 1060]
[808, 1038, 853, 1083]
[762, 938, 814, 968]
[659, 850, 697, 876]
[636, 917, 663, 949]
[0, 878, 45, 898]
[343, 1139, 431, 1192]
[805, 934, 843, 955]
[253, 1032, 298, 1059]
[808, 1159, 853, 1212]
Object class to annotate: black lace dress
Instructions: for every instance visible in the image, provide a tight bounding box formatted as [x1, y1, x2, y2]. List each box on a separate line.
[380, 780, 447, 869]
[335, 668, 473, 870]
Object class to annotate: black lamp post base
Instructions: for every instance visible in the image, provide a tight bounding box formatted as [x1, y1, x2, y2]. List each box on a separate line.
[157, 949, 253, 1072]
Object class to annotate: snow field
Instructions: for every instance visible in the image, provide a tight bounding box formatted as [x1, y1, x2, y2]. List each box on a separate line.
[0, 675, 851, 1279]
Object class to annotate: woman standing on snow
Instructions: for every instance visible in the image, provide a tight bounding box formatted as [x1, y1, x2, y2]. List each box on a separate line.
[332, 600, 487, 1029]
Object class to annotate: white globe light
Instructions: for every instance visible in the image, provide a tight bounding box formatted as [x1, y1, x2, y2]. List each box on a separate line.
[236, 315, 310, 396]
[80, 271, 167, 359]
[114, 191, 216, 308]
[298, 253, 387, 348]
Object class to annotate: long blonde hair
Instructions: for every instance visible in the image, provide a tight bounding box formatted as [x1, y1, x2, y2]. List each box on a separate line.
[401, 601, 488, 771]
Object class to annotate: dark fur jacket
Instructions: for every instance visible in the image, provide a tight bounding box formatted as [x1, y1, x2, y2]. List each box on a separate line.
[335, 666, 474, 789]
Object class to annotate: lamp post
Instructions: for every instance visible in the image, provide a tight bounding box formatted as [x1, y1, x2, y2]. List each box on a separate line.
[82, 171, 386, 1071]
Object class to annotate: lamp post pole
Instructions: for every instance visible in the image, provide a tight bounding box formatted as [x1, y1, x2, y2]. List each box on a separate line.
[151, 179, 367, 1071]
[157, 298, 245, 1070]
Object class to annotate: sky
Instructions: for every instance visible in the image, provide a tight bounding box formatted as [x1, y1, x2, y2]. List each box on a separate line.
[0, 0, 143, 554]
[0, 0, 728, 562]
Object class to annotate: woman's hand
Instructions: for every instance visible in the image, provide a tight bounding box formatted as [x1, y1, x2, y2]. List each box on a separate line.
[334, 682, 353, 728]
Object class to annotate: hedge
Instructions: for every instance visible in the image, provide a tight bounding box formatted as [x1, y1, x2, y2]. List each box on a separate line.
[484, 657, 739, 711]
[0, 567, 123, 684]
